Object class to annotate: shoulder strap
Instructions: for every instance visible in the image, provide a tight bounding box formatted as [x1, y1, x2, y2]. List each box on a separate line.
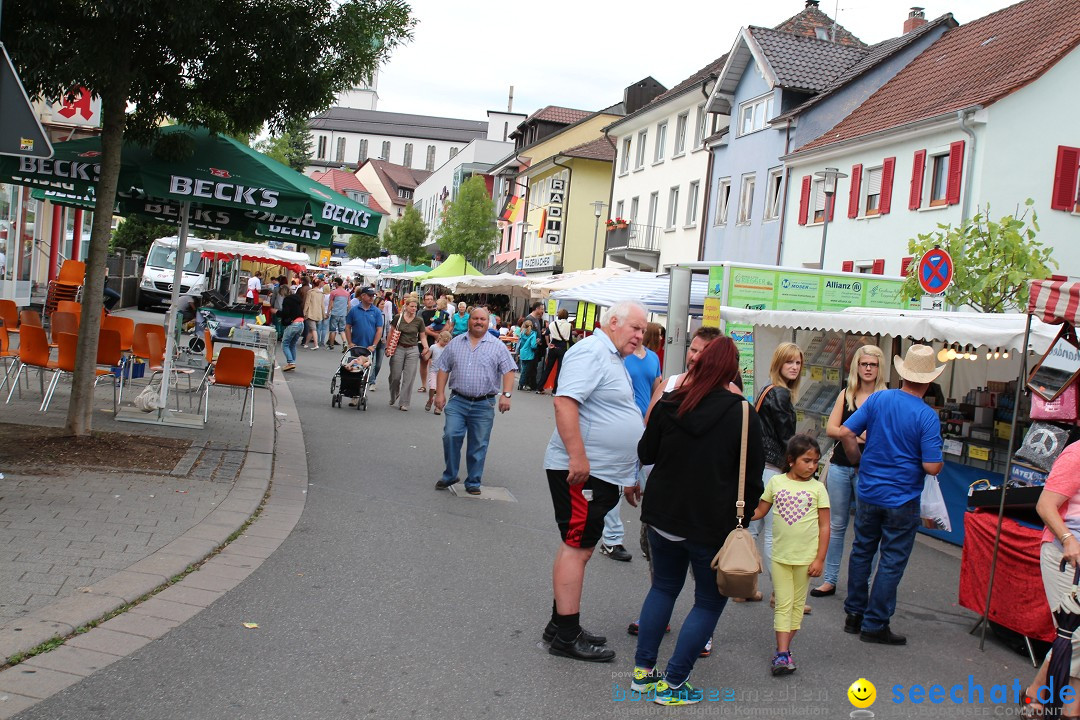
[755, 384, 774, 412]
[736, 401, 749, 527]
[553, 322, 566, 342]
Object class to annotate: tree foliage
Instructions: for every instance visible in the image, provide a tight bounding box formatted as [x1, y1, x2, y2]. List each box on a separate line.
[384, 204, 429, 264]
[346, 233, 382, 262]
[111, 216, 173, 255]
[255, 118, 313, 172]
[433, 176, 498, 263]
[900, 199, 1057, 313]
[1, 0, 414, 435]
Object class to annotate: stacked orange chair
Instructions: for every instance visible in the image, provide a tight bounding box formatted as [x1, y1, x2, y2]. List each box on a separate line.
[44, 260, 85, 317]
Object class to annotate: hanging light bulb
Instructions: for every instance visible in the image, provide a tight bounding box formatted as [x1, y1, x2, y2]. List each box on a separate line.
[969, 345, 977, 361]
[1002, 348, 1010, 359]
[937, 347, 951, 363]
[993, 347, 1001, 359]
[985, 348, 993, 360]
[946, 346, 957, 360]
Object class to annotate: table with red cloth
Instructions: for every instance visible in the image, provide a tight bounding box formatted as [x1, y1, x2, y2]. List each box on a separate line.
[959, 510, 1054, 642]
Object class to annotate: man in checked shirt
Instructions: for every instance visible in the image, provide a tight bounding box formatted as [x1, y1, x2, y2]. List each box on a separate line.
[433, 306, 518, 496]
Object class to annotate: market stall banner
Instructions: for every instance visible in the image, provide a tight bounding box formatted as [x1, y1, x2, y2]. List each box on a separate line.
[1029, 279, 1080, 326]
[707, 265, 917, 312]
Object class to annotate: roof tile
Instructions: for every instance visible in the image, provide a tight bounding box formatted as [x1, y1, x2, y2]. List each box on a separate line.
[527, 105, 592, 125]
[772, 4, 864, 46]
[560, 136, 616, 162]
[309, 169, 386, 213]
[749, 26, 868, 93]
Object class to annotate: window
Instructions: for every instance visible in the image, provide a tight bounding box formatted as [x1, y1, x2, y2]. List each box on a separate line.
[864, 166, 883, 216]
[812, 180, 827, 223]
[737, 174, 755, 225]
[738, 93, 773, 136]
[450, 147, 459, 159]
[426, 145, 436, 171]
[335, 137, 346, 163]
[654, 122, 667, 163]
[630, 196, 639, 224]
[397, 188, 411, 199]
[403, 143, 413, 167]
[686, 181, 699, 227]
[380, 141, 390, 160]
[674, 112, 688, 156]
[667, 186, 680, 229]
[620, 137, 631, 174]
[929, 153, 949, 206]
[358, 139, 368, 164]
[694, 103, 707, 148]
[647, 192, 659, 228]
[635, 130, 648, 169]
[714, 178, 731, 226]
[763, 168, 783, 221]
[317, 135, 327, 159]
[615, 200, 624, 220]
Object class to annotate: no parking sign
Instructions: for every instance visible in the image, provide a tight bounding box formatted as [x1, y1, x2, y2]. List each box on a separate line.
[918, 248, 954, 295]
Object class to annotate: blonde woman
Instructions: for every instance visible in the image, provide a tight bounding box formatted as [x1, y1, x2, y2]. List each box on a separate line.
[812, 344, 887, 597]
[740, 342, 804, 605]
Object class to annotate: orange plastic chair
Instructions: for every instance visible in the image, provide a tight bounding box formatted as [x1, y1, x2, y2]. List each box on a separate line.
[0, 299, 19, 336]
[5, 325, 57, 404]
[51, 311, 79, 340]
[56, 260, 86, 287]
[55, 300, 81, 317]
[146, 333, 194, 410]
[0, 324, 18, 396]
[95, 328, 124, 414]
[132, 323, 166, 361]
[102, 315, 134, 354]
[204, 347, 255, 426]
[40, 332, 85, 412]
[19, 309, 42, 328]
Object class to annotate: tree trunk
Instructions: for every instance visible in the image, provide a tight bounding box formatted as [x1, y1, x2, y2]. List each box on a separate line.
[63, 87, 127, 436]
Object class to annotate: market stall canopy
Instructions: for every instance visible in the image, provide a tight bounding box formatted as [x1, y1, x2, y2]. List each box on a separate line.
[420, 272, 531, 298]
[417, 254, 482, 281]
[527, 267, 630, 298]
[718, 306, 1059, 355]
[1028, 279, 1080, 326]
[334, 258, 381, 280]
[157, 236, 309, 273]
[551, 272, 709, 315]
[382, 269, 429, 281]
[384, 262, 431, 274]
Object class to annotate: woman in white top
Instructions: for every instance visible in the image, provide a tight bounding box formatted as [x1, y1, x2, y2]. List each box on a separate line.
[538, 308, 572, 395]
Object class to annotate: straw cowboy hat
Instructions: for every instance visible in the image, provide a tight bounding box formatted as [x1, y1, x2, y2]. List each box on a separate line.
[893, 344, 946, 383]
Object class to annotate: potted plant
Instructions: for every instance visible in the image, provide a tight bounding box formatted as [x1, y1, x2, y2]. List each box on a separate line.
[606, 217, 629, 231]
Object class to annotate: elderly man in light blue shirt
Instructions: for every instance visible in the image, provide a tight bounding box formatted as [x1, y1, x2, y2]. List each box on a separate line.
[542, 299, 647, 663]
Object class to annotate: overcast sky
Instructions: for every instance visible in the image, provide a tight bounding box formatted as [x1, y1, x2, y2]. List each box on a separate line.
[373, 0, 1016, 121]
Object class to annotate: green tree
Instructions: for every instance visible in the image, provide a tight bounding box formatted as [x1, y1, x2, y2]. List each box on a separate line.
[433, 176, 498, 263]
[384, 204, 428, 264]
[900, 199, 1057, 313]
[255, 118, 313, 172]
[346, 232, 382, 261]
[4, 0, 414, 435]
[111, 216, 173, 255]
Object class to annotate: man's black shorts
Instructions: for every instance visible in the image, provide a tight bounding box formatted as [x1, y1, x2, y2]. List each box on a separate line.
[546, 470, 621, 549]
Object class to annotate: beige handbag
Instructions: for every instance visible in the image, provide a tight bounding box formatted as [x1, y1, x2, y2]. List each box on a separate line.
[710, 401, 763, 599]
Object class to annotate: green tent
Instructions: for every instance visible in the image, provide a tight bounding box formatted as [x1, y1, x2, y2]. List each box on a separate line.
[417, 254, 482, 281]
[385, 262, 431, 273]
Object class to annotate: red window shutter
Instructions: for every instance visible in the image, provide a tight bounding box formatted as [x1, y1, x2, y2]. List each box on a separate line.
[900, 256, 914, 276]
[872, 258, 885, 275]
[946, 140, 965, 205]
[841, 260, 854, 272]
[798, 175, 811, 225]
[880, 157, 896, 214]
[827, 192, 836, 222]
[909, 150, 926, 210]
[847, 164, 863, 218]
[1051, 146, 1080, 211]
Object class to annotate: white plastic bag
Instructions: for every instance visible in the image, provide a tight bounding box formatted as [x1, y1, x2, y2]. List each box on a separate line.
[133, 381, 162, 413]
[920, 475, 951, 532]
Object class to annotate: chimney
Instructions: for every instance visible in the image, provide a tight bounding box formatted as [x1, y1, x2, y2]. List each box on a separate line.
[904, 6, 927, 33]
[805, 0, 819, 7]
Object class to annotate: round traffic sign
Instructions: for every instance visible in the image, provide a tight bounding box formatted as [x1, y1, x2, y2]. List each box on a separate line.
[918, 248, 953, 295]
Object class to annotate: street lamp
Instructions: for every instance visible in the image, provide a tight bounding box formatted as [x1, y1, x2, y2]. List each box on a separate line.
[815, 167, 847, 270]
[590, 200, 607, 270]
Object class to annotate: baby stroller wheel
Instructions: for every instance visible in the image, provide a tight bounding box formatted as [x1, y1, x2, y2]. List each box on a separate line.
[330, 375, 339, 407]
[361, 395, 368, 411]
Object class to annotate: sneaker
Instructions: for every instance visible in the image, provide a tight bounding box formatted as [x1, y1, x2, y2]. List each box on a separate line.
[771, 651, 795, 676]
[368, 384, 377, 392]
[653, 680, 703, 706]
[631, 667, 663, 693]
[599, 544, 632, 562]
[700, 637, 713, 658]
[627, 621, 670, 636]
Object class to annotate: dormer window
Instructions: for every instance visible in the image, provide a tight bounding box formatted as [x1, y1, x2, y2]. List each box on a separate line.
[346, 190, 369, 205]
[397, 188, 411, 199]
[815, 27, 830, 41]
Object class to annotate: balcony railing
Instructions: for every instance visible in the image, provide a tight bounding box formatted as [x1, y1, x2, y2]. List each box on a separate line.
[604, 222, 661, 254]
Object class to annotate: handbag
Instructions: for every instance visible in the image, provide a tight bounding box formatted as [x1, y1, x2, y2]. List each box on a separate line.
[385, 315, 403, 358]
[710, 401, 763, 599]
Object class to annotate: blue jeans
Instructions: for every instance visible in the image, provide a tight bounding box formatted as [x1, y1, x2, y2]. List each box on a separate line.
[602, 502, 624, 546]
[635, 529, 727, 686]
[440, 394, 496, 490]
[749, 465, 778, 577]
[369, 340, 384, 385]
[823, 464, 859, 586]
[317, 318, 329, 345]
[844, 497, 920, 631]
[282, 321, 304, 364]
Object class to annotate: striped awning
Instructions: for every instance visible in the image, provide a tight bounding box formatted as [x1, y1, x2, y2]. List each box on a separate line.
[1029, 279, 1080, 325]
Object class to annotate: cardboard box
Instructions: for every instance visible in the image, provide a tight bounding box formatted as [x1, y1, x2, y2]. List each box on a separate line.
[995, 421, 1012, 440]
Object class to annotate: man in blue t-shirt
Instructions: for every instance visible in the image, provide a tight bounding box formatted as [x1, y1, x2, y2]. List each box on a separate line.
[838, 344, 944, 647]
[345, 288, 384, 385]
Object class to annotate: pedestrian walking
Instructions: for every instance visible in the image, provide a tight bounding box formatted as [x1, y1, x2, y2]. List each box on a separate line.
[543, 299, 647, 663]
[345, 287, 384, 406]
[425, 331, 451, 413]
[418, 292, 438, 392]
[327, 278, 350, 350]
[538, 308, 573, 395]
[432, 308, 517, 494]
[387, 297, 428, 411]
[279, 286, 304, 371]
[318, 280, 331, 348]
[450, 301, 470, 337]
[812, 344, 887, 598]
[630, 336, 765, 704]
[516, 321, 539, 391]
[303, 278, 325, 350]
[750, 434, 829, 676]
[837, 344, 944, 645]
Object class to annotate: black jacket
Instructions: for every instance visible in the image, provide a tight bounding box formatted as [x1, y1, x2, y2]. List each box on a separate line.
[279, 293, 304, 325]
[639, 389, 766, 547]
[756, 384, 796, 468]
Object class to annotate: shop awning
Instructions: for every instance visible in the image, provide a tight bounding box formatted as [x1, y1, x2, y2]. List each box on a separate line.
[718, 305, 1059, 355]
[1028, 279, 1080, 326]
[158, 236, 310, 272]
[420, 272, 531, 298]
[528, 267, 631, 298]
[550, 272, 709, 315]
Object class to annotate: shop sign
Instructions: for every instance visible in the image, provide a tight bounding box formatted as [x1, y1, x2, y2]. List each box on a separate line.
[702, 297, 721, 329]
[727, 268, 778, 308]
[776, 275, 820, 310]
[727, 322, 756, 398]
[522, 254, 555, 271]
[820, 277, 863, 310]
[865, 279, 911, 308]
[544, 178, 565, 245]
[50, 87, 101, 128]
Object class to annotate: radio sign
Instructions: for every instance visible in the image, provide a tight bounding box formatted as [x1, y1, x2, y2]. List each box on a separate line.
[545, 177, 565, 245]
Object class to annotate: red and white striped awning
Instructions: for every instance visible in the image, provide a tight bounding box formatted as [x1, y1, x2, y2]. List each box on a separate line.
[1029, 279, 1080, 325]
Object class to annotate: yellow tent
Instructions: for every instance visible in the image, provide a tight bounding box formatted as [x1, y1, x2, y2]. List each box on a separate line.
[417, 254, 482, 281]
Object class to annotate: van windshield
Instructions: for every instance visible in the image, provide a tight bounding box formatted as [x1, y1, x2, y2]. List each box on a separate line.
[147, 245, 203, 273]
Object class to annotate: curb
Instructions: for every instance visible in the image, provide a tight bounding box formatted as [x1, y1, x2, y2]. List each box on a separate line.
[0, 373, 309, 718]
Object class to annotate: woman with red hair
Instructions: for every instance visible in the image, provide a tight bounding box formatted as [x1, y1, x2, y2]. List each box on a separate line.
[629, 337, 765, 705]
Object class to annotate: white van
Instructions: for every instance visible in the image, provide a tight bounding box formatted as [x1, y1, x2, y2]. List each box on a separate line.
[137, 238, 210, 311]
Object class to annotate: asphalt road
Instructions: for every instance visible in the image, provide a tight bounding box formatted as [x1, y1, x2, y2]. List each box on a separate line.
[15, 343, 1036, 719]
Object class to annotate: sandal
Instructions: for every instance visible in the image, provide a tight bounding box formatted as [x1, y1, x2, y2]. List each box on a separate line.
[425, 399, 433, 412]
[1020, 692, 1044, 718]
[418, 386, 427, 393]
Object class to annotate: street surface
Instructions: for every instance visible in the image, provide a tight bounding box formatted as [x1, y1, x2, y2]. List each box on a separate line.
[14, 344, 1033, 719]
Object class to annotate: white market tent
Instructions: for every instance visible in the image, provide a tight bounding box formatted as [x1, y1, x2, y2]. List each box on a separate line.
[528, 267, 631, 298]
[157, 236, 310, 272]
[420, 272, 531, 298]
[382, 269, 428, 281]
[551, 272, 709, 315]
[334, 258, 381, 280]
